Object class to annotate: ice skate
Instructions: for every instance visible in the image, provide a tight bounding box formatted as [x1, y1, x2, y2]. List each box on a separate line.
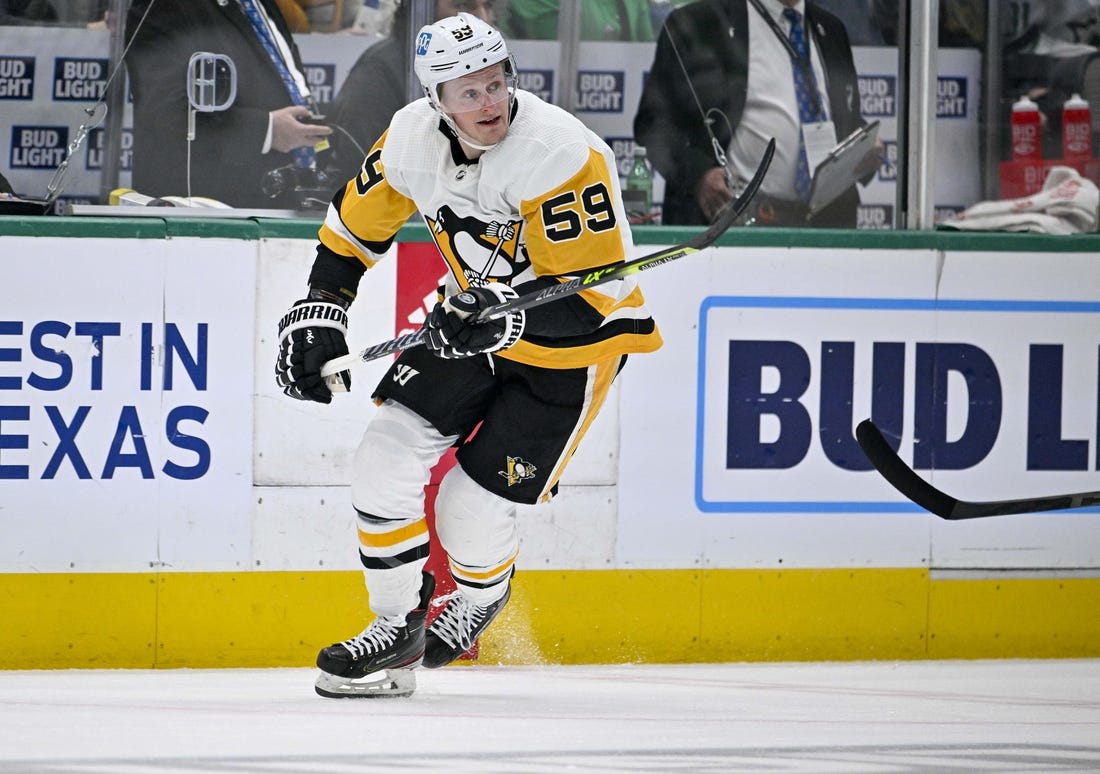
[423, 584, 511, 669]
[314, 572, 434, 698]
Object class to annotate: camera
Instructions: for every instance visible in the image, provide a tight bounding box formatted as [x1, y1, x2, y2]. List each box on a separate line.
[261, 163, 337, 210]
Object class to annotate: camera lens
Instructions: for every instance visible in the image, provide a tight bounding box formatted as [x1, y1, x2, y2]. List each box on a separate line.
[261, 166, 293, 198]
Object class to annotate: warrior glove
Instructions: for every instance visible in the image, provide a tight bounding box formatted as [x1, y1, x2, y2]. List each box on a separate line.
[276, 298, 351, 403]
[423, 284, 525, 360]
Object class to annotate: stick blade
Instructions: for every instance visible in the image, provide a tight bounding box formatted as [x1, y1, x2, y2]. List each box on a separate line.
[856, 419, 1100, 519]
[855, 419, 959, 518]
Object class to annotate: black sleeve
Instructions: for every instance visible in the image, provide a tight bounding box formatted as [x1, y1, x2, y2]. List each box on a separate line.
[307, 245, 367, 307]
[634, 5, 729, 195]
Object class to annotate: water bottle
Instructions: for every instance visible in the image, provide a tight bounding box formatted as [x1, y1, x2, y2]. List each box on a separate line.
[625, 145, 653, 220]
[1011, 95, 1042, 161]
[353, 0, 388, 35]
[1062, 93, 1092, 164]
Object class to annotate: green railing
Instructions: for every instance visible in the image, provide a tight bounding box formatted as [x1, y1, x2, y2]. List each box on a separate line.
[3, 215, 1100, 252]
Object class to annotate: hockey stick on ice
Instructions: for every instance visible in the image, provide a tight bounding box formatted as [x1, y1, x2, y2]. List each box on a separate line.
[321, 137, 776, 378]
[856, 418, 1100, 519]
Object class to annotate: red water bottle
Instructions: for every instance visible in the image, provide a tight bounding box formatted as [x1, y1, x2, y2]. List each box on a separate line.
[1011, 95, 1042, 161]
[1062, 93, 1092, 164]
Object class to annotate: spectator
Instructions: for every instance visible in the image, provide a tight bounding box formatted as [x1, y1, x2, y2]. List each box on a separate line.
[0, 0, 58, 25]
[812, 0, 885, 46]
[323, 0, 497, 183]
[504, 0, 655, 41]
[275, 0, 311, 32]
[300, 0, 360, 31]
[344, 0, 397, 34]
[635, 0, 879, 227]
[939, 0, 983, 47]
[123, 0, 332, 209]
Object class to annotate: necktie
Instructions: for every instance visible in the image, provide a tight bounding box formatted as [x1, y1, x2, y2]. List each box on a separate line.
[783, 7, 819, 202]
[238, 0, 314, 168]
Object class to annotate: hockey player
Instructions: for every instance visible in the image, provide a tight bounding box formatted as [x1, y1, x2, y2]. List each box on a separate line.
[275, 12, 662, 697]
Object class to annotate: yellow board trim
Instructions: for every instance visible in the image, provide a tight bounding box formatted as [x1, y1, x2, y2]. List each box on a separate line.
[2, 569, 1098, 669]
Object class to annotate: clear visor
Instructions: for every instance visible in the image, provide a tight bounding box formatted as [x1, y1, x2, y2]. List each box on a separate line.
[439, 68, 516, 114]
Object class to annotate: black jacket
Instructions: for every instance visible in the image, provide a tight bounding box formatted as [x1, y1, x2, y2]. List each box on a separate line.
[124, 0, 308, 207]
[634, 0, 865, 226]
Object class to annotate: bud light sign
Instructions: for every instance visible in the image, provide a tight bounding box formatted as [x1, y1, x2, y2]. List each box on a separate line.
[9, 125, 68, 169]
[575, 70, 624, 113]
[303, 63, 335, 103]
[86, 127, 132, 171]
[857, 204, 893, 230]
[937, 77, 967, 118]
[53, 57, 107, 101]
[858, 75, 895, 118]
[695, 295, 1100, 511]
[518, 69, 553, 102]
[0, 56, 34, 100]
[606, 136, 637, 178]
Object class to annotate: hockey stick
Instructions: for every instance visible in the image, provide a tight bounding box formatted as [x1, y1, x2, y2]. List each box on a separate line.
[856, 418, 1100, 519]
[320, 137, 776, 377]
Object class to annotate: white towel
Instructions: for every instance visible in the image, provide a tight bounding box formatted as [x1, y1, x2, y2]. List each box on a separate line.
[941, 166, 1099, 235]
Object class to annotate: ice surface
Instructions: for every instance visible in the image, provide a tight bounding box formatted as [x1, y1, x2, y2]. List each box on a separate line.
[1, 660, 1098, 772]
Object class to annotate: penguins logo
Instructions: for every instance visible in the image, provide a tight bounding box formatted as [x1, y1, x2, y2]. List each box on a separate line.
[499, 456, 537, 487]
[426, 205, 529, 283]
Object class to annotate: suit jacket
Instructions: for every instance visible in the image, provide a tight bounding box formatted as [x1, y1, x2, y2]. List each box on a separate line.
[124, 0, 308, 208]
[634, 0, 866, 226]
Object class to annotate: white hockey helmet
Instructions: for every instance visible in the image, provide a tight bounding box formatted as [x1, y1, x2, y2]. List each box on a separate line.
[413, 12, 516, 109]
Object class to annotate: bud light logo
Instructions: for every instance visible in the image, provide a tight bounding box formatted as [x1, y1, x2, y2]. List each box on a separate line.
[858, 75, 895, 118]
[879, 140, 897, 181]
[53, 57, 107, 101]
[937, 77, 967, 118]
[416, 32, 432, 56]
[607, 136, 638, 178]
[86, 127, 133, 171]
[51, 195, 95, 215]
[0, 56, 34, 100]
[857, 204, 893, 230]
[696, 296, 1100, 511]
[575, 70, 623, 113]
[303, 63, 335, 103]
[9, 125, 68, 169]
[517, 69, 553, 102]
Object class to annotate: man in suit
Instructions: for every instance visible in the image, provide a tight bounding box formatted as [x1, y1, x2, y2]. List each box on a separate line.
[124, 0, 331, 208]
[634, 0, 878, 227]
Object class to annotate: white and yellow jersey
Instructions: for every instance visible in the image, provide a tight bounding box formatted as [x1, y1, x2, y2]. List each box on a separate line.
[319, 90, 662, 369]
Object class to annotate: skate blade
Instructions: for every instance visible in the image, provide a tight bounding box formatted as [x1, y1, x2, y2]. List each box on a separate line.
[314, 668, 417, 699]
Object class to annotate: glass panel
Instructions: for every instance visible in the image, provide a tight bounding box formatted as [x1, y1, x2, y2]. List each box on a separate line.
[8, 0, 1073, 232]
[997, 0, 1100, 205]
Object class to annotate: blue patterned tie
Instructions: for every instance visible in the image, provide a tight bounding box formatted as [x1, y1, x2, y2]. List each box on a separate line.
[238, 0, 314, 167]
[784, 8, 819, 202]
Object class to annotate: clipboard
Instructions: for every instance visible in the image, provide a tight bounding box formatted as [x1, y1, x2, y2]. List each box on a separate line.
[807, 120, 880, 218]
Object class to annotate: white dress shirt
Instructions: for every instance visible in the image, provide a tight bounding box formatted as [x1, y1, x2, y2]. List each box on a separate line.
[728, 0, 832, 201]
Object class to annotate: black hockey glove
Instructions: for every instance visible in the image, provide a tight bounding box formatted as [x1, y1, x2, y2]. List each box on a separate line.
[423, 284, 525, 359]
[275, 298, 351, 404]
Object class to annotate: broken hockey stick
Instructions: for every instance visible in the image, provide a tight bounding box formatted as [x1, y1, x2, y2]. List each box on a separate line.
[856, 418, 1100, 519]
[320, 137, 776, 379]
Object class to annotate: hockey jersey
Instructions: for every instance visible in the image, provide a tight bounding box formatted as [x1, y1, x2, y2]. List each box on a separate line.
[318, 89, 662, 369]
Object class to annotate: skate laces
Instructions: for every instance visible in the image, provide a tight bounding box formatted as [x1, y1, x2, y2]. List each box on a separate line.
[340, 616, 404, 658]
[429, 591, 486, 650]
